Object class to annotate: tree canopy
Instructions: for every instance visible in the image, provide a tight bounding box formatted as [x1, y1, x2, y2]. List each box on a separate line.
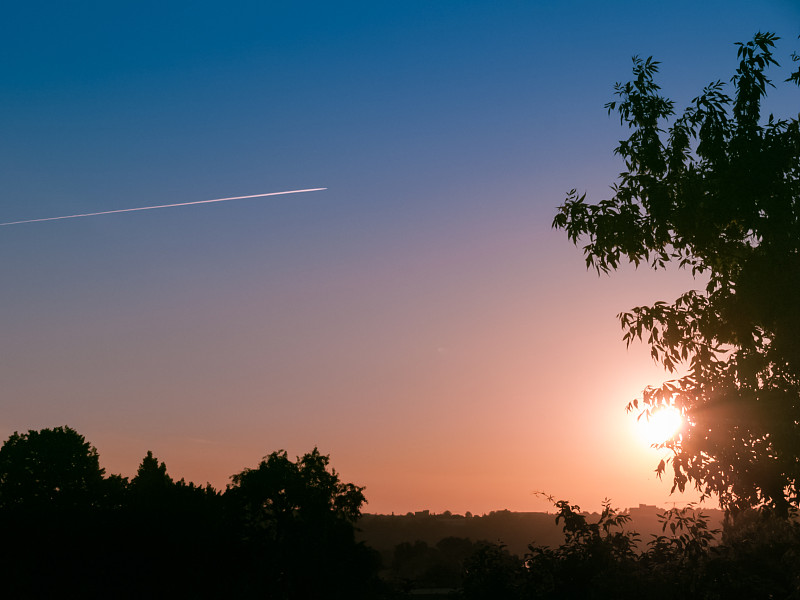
[553, 32, 800, 515]
[226, 448, 377, 598]
[0, 428, 382, 598]
[228, 447, 366, 529]
[0, 425, 105, 512]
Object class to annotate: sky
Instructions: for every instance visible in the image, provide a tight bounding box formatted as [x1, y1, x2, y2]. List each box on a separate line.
[2, 1, 799, 515]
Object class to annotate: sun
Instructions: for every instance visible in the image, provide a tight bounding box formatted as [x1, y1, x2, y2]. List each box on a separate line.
[638, 406, 683, 446]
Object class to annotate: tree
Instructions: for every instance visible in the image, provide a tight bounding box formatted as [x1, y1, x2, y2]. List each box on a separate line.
[0, 427, 112, 595]
[553, 33, 800, 515]
[0, 425, 105, 511]
[133, 450, 173, 488]
[227, 447, 365, 533]
[225, 448, 380, 599]
[130, 450, 174, 510]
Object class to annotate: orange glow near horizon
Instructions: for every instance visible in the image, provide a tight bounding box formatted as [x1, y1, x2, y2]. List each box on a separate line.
[3, 0, 779, 519]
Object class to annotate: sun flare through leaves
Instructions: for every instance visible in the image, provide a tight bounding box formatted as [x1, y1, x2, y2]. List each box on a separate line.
[638, 406, 683, 447]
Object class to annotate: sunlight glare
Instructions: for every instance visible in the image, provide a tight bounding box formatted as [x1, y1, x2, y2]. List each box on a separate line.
[639, 406, 682, 446]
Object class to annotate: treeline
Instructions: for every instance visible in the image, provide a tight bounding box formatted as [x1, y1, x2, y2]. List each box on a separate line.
[2, 426, 799, 599]
[373, 501, 800, 599]
[360, 510, 565, 559]
[0, 426, 385, 599]
[359, 506, 725, 560]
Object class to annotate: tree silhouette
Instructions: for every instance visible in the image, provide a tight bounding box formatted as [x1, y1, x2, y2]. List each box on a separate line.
[0, 425, 105, 512]
[226, 447, 380, 599]
[0, 427, 114, 596]
[0, 427, 389, 597]
[133, 450, 173, 488]
[553, 32, 800, 515]
[456, 498, 800, 600]
[228, 447, 365, 534]
[130, 450, 175, 511]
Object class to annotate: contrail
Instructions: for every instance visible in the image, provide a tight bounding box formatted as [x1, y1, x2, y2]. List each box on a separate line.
[0, 188, 327, 226]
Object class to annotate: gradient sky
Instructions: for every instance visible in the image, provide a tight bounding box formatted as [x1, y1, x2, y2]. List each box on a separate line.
[2, 1, 799, 515]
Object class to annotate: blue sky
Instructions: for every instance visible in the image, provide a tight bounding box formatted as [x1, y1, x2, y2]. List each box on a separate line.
[1, 1, 799, 513]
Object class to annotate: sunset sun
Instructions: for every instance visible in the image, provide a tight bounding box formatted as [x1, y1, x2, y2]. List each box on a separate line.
[639, 407, 683, 446]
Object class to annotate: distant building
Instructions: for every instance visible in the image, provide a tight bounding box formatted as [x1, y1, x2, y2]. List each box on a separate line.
[628, 503, 659, 517]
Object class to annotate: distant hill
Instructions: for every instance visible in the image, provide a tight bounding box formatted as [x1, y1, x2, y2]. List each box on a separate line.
[357, 505, 725, 559]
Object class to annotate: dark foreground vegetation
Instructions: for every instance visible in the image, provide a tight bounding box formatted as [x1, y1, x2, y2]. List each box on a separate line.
[0, 426, 384, 599]
[1, 426, 800, 599]
[459, 499, 800, 600]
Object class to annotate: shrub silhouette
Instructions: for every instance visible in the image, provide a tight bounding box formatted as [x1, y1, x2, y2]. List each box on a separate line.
[459, 497, 800, 600]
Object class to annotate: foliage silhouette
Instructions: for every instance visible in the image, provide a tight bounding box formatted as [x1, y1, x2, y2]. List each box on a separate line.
[225, 447, 381, 599]
[132, 450, 173, 492]
[0, 426, 105, 512]
[2, 426, 799, 597]
[553, 32, 800, 515]
[0, 427, 116, 597]
[459, 497, 800, 600]
[522, 499, 641, 599]
[708, 507, 800, 596]
[0, 428, 386, 599]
